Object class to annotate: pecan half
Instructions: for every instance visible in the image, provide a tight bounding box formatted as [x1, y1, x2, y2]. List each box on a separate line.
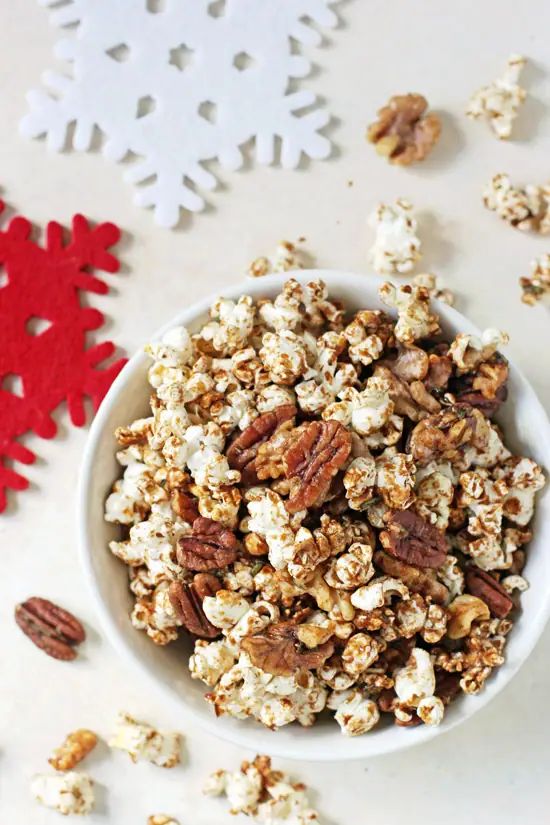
[177, 517, 238, 571]
[15, 598, 86, 661]
[373, 365, 426, 422]
[395, 713, 423, 727]
[380, 509, 447, 569]
[466, 568, 514, 618]
[283, 420, 352, 514]
[407, 404, 489, 466]
[374, 551, 449, 604]
[424, 352, 453, 391]
[171, 489, 200, 523]
[435, 671, 462, 706]
[367, 93, 441, 166]
[242, 622, 334, 676]
[168, 578, 220, 638]
[389, 344, 429, 383]
[450, 373, 508, 418]
[226, 405, 297, 484]
[472, 361, 509, 400]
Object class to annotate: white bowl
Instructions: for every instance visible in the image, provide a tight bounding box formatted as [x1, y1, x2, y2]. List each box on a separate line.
[78, 270, 550, 761]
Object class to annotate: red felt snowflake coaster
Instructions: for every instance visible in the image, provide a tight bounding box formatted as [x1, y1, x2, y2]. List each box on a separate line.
[0, 199, 126, 512]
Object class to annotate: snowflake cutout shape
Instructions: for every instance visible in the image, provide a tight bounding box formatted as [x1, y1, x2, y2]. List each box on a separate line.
[21, 0, 342, 227]
[0, 198, 125, 512]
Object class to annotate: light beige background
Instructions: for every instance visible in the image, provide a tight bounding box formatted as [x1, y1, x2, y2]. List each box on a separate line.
[1, 1, 550, 822]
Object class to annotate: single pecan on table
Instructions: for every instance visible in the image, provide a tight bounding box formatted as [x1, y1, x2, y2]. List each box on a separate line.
[283, 420, 352, 514]
[168, 574, 221, 638]
[177, 517, 238, 572]
[407, 404, 489, 466]
[380, 509, 448, 569]
[226, 404, 297, 485]
[241, 622, 334, 676]
[15, 597, 86, 661]
[367, 93, 441, 166]
[374, 550, 449, 604]
[466, 568, 514, 618]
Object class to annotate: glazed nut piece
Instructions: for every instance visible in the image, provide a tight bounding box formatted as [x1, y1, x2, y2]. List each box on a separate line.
[447, 594, 491, 639]
[15, 597, 86, 661]
[49, 729, 98, 772]
[467, 54, 527, 139]
[241, 621, 334, 676]
[367, 93, 441, 165]
[283, 420, 352, 513]
[466, 568, 514, 618]
[380, 509, 448, 569]
[168, 577, 221, 638]
[31, 772, 94, 816]
[108, 712, 180, 768]
[177, 516, 238, 571]
[226, 404, 297, 483]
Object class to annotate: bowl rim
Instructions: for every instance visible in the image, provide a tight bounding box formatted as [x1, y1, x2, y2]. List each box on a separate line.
[78, 269, 550, 761]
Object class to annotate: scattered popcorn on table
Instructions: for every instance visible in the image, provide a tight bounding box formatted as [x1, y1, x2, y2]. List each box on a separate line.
[203, 755, 319, 824]
[521, 254, 550, 306]
[467, 54, 527, 139]
[31, 772, 94, 815]
[105, 277, 545, 736]
[49, 729, 98, 772]
[483, 173, 550, 234]
[247, 240, 307, 278]
[148, 817, 180, 825]
[108, 712, 180, 768]
[368, 200, 422, 274]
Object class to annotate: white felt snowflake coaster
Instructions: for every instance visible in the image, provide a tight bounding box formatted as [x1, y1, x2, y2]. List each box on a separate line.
[21, 0, 342, 227]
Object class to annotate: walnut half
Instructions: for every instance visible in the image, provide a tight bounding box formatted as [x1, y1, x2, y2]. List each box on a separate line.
[367, 94, 441, 166]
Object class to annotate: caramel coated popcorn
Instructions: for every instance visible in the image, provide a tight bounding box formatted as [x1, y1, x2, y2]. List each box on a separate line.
[247, 240, 307, 278]
[521, 254, 550, 306]
[467, 54, 527, 139]
[483, 174, 550, 234]
[49, 729, 98, 772]
[32, 772, 94, 815]
[105, 278, 545, 736]
[108, 712, 180, 768]
[368, 200, 422, 275]
[203, 755, 319, 823]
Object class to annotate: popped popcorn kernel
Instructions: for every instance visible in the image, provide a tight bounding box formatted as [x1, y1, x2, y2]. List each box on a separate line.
[108, 712, 180, 768]
[32, 772, 94, 816]
[379, 282, 440, 344]
[203, 756, 319, 823]
[467, 54, 527, 139]
[368, 199, 422, 275]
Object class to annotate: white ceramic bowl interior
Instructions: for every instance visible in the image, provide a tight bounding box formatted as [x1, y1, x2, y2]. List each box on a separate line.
[79, 270, 550, 761]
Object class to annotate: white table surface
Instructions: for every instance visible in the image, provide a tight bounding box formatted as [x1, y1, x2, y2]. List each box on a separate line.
[2, 1, 550, 822]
